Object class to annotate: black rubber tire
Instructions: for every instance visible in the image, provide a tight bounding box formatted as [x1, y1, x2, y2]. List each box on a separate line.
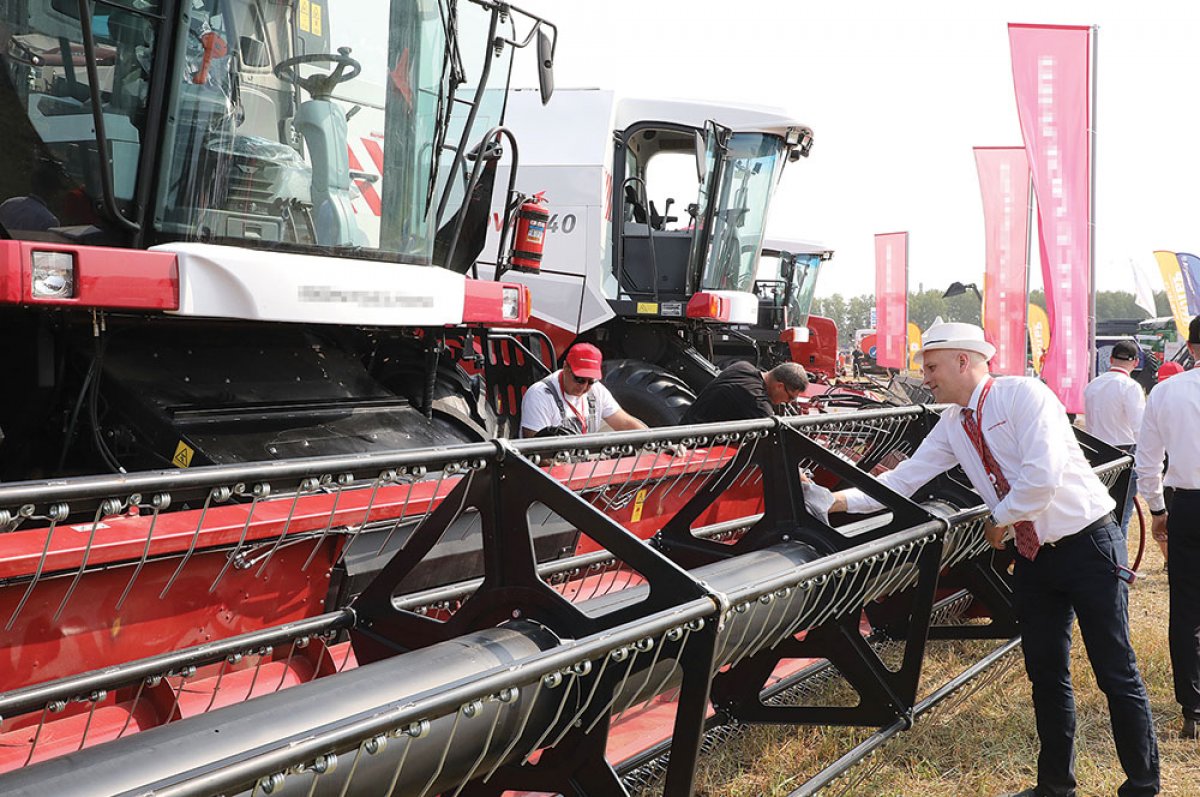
[602, 359, 696, 427]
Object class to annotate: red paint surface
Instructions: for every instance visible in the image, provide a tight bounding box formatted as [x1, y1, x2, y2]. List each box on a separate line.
[0, 240, 178, 310]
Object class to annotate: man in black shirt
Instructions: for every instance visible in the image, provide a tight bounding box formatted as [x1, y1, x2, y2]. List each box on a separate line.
[681, 361, 808, 424]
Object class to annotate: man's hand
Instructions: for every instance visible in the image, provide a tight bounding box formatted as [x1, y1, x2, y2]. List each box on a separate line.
[984, 517, 1009, 551]
[1151, 512, 1169, 543]
[828, 490, 848, 515]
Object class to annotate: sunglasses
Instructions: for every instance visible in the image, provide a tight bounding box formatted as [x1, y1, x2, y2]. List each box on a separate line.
[572, 375, 597, 386]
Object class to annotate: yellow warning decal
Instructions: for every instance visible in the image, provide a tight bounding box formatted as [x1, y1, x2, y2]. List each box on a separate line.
[173, 440, 195, 468]
[636, 302, 659, 315]
[298, 0, 311, 33]
[310, 3, 323, 36]
[630, 488, 649, 522]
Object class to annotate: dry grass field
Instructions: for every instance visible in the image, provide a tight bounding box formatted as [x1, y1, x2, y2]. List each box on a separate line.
[694, 516, 1199, 796]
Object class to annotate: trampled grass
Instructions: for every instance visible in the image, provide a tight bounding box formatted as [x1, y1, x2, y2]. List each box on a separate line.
[694, 518, 1199, 796]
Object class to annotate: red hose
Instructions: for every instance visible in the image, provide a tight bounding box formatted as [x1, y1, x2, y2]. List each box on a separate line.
[1131, 498, 1148, 572]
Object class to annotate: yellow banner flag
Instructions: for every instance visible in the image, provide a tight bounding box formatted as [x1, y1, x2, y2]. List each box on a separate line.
[1028, 303, 1050, 375]
[907, 322, 922, 371]
[1153, 250, 1191, 339]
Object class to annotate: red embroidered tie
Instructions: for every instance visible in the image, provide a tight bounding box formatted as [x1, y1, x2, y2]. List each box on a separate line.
[961, 400, 1041, 560]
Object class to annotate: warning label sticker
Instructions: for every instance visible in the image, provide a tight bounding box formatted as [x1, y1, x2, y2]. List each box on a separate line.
[173, 441, 195, 468]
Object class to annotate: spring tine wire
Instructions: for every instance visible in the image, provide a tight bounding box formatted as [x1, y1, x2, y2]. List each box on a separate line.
[116, 676, 149, 740]
[6, 504, 68, 631]
[482, 677, 545, 783]
[415, 705, 465, 797]
[255, 479, 318, 578]
[116, 495, 166, 610]
[76, 692, 102, 751]
[661, 440, 698, 499]
[337, 638, 356, 673]
[162, 487, 227, 599]
[449, 697, 507, 797]
[612, 633, 670, 723]
[373, 471, 419, 557]
[672, 439, 716, 499]
[520, 672, 580, 765]
[275, 637, 301, 693]
[745, 587, 799, 662]
[210, 488, 263, 593]
[715, 601, 763, 672]
[643, 628, 691, 707]
[335, 738, 370, 797]
[303, 476, 348, 571]
[243, 647, 270, 701]
[546, 653, 612, 749]
[584, 650, 640, 734]
[382, 733, 415, 797]
[203, 657, 231, 714]
[22, 704, 51, 766]
[334, 472, 393, 568]
[412, 468, 450, 535]
[55, 498, 120, 622]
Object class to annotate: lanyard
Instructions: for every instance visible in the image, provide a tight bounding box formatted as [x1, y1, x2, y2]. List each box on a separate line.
[558, 372, 589, 433]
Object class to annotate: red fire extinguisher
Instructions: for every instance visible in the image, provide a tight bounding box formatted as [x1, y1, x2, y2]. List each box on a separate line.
[510, 196, 549, 273]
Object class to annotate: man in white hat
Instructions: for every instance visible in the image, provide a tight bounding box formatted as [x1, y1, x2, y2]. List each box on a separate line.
[828, 322, 1159, 797]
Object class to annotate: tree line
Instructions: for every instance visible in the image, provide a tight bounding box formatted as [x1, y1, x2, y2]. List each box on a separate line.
[811, 290, 1175, 348]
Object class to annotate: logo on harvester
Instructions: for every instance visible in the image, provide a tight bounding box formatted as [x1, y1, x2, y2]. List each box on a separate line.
[173, 441, 195, 468]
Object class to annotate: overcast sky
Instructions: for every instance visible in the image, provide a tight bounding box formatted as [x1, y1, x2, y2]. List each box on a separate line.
[511, 0, 1200, 299]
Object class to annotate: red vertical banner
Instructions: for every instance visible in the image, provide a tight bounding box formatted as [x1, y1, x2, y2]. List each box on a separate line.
[874, 232, 908, 369]
[974, 147, 1031, 376]
[1009, 23, 1092, 411]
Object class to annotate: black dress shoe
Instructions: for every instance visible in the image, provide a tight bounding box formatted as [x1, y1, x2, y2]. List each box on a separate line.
[1183, 717, 1199, 739]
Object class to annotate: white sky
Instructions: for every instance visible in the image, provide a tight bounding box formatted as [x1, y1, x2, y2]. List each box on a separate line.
[511, 0, 1200, 298]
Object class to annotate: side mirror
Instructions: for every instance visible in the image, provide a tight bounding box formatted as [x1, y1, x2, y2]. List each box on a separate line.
[694, 130, 706, 182]
[537, 28, 555, 105]
[240, 36, 270, 69]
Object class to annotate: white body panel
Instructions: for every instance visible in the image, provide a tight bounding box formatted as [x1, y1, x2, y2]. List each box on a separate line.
[707, 290, 760, 325]
[156, 242, 467, 325]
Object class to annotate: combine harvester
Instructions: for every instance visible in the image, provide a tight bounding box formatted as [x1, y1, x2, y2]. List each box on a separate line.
[0, 1, 1135, 794]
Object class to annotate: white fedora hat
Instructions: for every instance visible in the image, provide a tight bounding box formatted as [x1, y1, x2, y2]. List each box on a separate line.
[914, 321, 996, 364]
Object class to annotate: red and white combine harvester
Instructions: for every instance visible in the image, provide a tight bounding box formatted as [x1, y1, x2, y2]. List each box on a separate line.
[0, 2, 1135, 795]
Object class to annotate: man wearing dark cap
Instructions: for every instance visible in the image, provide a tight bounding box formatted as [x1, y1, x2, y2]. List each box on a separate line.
[1135, 315, 1200, 740]
[680, 361, 808, 425]
[1084, 339, 1145, 533]
[519, 343, 647, 437]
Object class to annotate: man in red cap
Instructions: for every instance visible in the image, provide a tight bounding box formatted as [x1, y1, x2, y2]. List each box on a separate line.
[520, 343, 647, 437]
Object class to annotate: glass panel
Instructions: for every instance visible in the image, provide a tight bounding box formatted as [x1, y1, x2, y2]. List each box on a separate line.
[698, 132, 785, 294]
[0, 0, 160, 238]
[153, 0, 452, 265]
[788, 253, 823, 328]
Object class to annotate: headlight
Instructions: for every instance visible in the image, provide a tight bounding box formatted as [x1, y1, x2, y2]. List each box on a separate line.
[31, 251, 75, 299]
[501, 286, 520, 320]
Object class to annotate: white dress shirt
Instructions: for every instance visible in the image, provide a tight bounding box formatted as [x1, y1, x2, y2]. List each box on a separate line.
[1083, 369, 1145, 446]
[1134, 367, 1200, 512]
[843, 376, 1115, 544]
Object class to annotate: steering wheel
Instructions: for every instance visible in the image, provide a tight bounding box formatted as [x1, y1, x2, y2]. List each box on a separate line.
[273, 47, 361, 99]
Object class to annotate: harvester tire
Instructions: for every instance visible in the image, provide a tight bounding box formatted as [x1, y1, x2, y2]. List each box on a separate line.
[602, 359, 696, 428]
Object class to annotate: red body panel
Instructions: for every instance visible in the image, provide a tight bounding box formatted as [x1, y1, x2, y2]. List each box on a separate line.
[0, 240, 178, 310]
[787, 315, 839, 379]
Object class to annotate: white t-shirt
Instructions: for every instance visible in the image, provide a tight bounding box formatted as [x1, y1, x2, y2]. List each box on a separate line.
[520, 370, 621, 435]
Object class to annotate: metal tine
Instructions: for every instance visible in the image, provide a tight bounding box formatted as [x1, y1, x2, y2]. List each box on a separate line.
[337, 636, 356, 673]
[743, 586, 801, 663]
[274, 637, 303, 694]
[380, 731, 415, 797]
[76, 693, 103, 751]
[334, 469, 398, 568]
[335, 738, 370, 797]
[115, 676, 149, 739]
[303, 474, 352, 571]
[241, 646, 272, 702]
[714, 600, 766, 672]
[6, 503, 69, 630]
[612, 631, 671, 724]
[676, 435, 726, 500]
[660, 437, 702, 499]
[210, 484, 267, 593]
[726, 433, 764, 489]
[162, 486, 231, 599]
[203, 655, 234, 714]
[55, 497, 123, 622]
[544, 653, 612, 749]
[584, 646, 641, 735]
[407, 466, 454, 541]
[22, 703, 52, 766]
[593, 447, 631, 510]
[577, 451, 606, 494]
[164, 666, 195, 726]
[449, 693, 512, 797]
[642, 626, 693, 708]
[414, 703, 466, 797]
[520, 670, 581, 765]
[116, 494, 168, 610]
[254, 477, 321, 578]
[616, 443, 667, 506]
[781, 572, 837, 641]
[373, 467, 420, 557]
[481, 676, 546, 784]
[769, 582, 819, 653]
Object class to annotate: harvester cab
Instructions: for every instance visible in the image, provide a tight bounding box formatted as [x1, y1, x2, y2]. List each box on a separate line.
[482, 89, 813, 423]
[0, 0, 557, 477]
[710, 237, 841, 382]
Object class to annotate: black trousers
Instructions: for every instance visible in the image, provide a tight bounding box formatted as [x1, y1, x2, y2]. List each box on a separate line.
[1013, 519, 1160, 797]
[1168, 489, 1200, 720]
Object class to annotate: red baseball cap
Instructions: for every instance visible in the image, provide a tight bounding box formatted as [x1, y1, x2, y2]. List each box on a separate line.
[1157, 362, 1184, 383]
[565, 343, 603, 380]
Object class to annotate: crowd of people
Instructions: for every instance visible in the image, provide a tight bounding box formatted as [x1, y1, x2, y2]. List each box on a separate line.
[518, 317, 1197, 797]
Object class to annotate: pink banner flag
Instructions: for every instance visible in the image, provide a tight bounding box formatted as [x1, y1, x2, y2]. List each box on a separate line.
[975, 147, 1031, 376]
[874, 232, 908, 369]
[1009, 23, 1092, 411]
